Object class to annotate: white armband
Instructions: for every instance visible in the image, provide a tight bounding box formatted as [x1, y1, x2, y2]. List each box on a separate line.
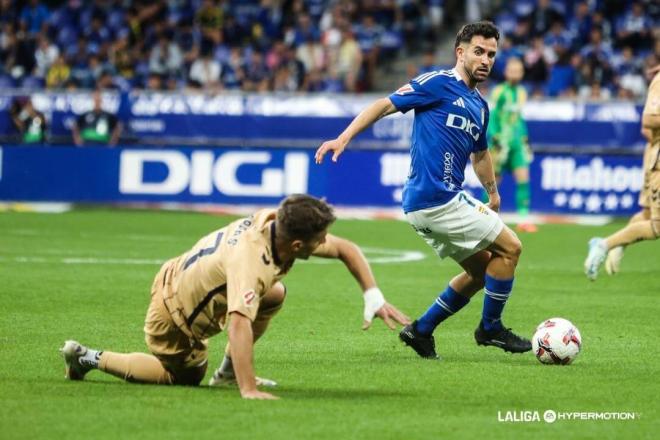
[363, 287, 386, 322]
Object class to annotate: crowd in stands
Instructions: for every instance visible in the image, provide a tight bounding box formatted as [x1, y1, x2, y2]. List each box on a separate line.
[0, 0, 445, 94]
[0, 0, 658, 101]
[489, 0, 660, 99]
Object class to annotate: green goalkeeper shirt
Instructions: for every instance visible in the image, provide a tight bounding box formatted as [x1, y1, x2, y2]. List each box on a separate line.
[487, 82, 529, 148]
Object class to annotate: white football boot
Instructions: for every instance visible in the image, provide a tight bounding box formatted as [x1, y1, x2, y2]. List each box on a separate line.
[584, 238, 608, 281]
[604, 246, 624, 275]
[60, 340, 93, 380]
[208, 370, 277, 388]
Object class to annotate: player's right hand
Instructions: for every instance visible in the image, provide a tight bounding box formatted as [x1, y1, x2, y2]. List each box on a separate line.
[487, 192, 501, 212]
[315, 138, 345, 164]
[241, 389, 279, 400]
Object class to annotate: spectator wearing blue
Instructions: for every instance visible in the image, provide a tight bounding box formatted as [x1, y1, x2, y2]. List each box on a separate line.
[615, 1, 653, 50]
[567, 1, 592, 48]
[579, 26, 615, 89]
[527, 0, 563, 36]
[84, 13, 112, 54]
[293, 13, 321, 46]
[256, 0, 283, 41]
[20, 0, 49, 35]
[613, 46, 647, 99]
[221, 46, 246, 90]
[545, 51, 578, 97]
[544, 20, 571, 55]
[304, 0, 326, 24]
[242, 50, 270, 92]
[591, 10, 614, 45]
[355, 15, 382, 90]
[1, 0, 19, 27]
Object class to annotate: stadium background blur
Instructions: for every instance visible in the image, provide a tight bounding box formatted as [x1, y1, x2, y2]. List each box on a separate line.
[1, 0, 658, 96]
[1, 0, 659, 214]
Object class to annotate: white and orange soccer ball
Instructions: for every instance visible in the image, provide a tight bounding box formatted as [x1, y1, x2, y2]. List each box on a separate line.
[532, 318, 582, 365]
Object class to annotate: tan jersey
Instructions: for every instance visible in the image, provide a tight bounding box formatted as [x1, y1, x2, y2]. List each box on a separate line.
[643, 71, 660, 162]
[157, 209, 290, 342]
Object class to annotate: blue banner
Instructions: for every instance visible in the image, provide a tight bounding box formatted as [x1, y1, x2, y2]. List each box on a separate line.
[0, 92, 646, 151]
[0, 145, 644, 215]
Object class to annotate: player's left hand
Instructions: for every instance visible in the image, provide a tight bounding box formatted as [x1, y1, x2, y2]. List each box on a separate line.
[487, 192, 501, 212]
[363, 302, 412, 330]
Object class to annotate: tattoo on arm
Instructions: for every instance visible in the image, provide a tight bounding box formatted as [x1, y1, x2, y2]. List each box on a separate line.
[485, 181, 497, 194]
[376, 105, 394, 121]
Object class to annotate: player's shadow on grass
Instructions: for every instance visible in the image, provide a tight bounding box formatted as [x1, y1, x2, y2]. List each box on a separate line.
[45, 378, 416, 400]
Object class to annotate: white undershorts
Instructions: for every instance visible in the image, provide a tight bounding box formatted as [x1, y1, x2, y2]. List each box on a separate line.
[405, 191, 504, 263]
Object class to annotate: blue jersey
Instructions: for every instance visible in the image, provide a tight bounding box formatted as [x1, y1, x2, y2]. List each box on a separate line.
[389, 68, 490, 213]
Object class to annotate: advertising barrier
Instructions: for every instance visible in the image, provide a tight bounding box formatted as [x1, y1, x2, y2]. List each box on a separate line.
[0, 92, 646, 151]
[1, 145, 644, 215]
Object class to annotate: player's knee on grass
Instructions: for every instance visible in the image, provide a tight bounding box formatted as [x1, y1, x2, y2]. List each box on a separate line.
[252, 282, 287, 341]
[260, 282, 286, 312]
[170, 362, 208, 386]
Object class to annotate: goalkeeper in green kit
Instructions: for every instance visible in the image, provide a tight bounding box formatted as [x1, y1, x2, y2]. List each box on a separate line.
[487, 57, 536, 232]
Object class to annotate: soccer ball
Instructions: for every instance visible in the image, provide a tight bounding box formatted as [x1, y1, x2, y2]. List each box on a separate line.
[532, 318, 582, 365]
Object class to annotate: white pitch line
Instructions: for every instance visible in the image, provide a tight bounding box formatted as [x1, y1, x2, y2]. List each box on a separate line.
[0, 247, 426, 266]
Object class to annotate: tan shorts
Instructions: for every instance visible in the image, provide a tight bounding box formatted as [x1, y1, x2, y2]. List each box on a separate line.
[144, 265, 208, 385]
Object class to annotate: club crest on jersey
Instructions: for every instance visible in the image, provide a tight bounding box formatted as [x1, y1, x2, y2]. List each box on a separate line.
[243, 290, 256, 306]
[446, 113, 481, 141]
[395, 84, 414, 95]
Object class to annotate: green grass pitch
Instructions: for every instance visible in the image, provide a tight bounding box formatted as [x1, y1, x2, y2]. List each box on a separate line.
[0, 209, 658, 439]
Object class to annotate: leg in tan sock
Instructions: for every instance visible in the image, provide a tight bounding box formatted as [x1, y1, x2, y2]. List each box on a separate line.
[605, 203, 659, 249]
[605, 221, 657, 249]
[99, 352, 174, 384]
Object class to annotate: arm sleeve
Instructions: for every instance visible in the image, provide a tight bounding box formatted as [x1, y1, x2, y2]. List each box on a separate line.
[388, 73, 444, 114]
[225, 256, 266, 322]
[475, 104, 490, 152]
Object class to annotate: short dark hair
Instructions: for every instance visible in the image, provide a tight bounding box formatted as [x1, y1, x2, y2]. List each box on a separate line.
[454, 21, 500, 49]
[277, 194, 336, 242]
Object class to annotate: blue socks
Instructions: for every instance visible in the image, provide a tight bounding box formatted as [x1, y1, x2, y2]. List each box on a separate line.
[415, 275, 515, 335]
[481, 274, 514, 332]
[416, 285, 470, 336]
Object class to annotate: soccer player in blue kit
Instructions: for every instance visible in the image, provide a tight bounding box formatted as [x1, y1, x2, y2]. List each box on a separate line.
[315, 21, 532, 359]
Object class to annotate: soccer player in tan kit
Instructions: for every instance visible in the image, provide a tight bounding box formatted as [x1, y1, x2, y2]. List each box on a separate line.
[61, 195, 410, 399]
[584, 64, 660, 280]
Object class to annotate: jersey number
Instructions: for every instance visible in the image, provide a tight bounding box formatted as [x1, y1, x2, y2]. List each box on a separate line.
[183, 232, 224, 270]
